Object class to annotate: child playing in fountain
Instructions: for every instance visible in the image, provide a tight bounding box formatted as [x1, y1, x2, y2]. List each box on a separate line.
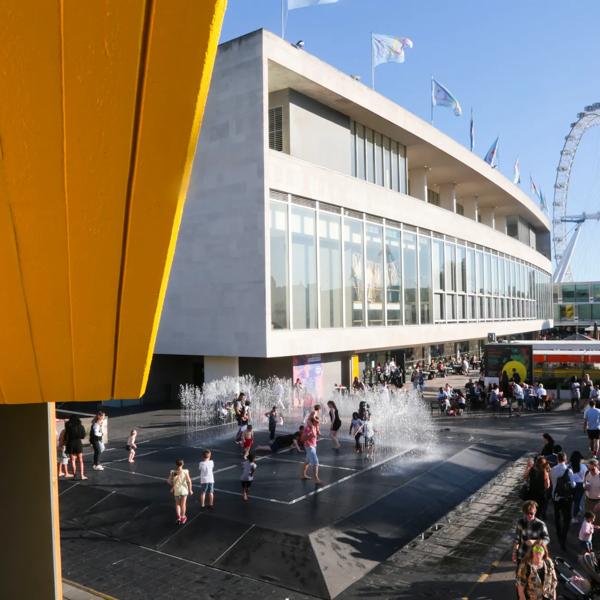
[363, 415, 375, 460]
[349, 412, 364, 454]
[265, 406, 278, 441]
[240, 452, 257, 501]
[241, 424, 254, 459]
[126, 429, 138, 463]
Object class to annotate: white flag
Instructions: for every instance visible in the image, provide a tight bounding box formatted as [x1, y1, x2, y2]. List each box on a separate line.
[288, 0, 338, 10]
[372, 34, 413, 67]
[513, 159, 520, 184]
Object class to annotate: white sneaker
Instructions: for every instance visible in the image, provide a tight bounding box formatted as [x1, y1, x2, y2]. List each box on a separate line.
[97, 465, 104, 470]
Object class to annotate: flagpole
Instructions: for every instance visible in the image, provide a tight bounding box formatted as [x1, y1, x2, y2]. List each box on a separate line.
[371, 33, 375, 89]
[281, 0, 286, 39]
[430, 76, 434, 125]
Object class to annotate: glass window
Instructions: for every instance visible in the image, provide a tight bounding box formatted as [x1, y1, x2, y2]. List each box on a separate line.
[575, 284, 590, 303]
[467, 248, 476, 294]
[477, 251, 484, 295]
[579, 304, 592, 321]
[484, 253, 492, 295]
[356, 124, 365, 180]
[592, 284, 600, 303]
[492, 255, 498, 295]
[561, 283, 575, 302]
[344, 217, 364, 326]
[366, 128, 374, 183]
[419, 236, 432, 324]
[457, 246, 466, 293]
[270, 200, 288, 329]
[291, 205, 317, 329]
[385, 227, 402, 325]
[383, 136, 391, 188]
[458, 295, 466, 321]
[319, 212, 342, 328]
[433, 239, 445, 291]
[434, 293, 444, 321]
[366, 223, 384, 325]
[480, 296, 486, 320]
[446, 294, 456, 320]
[445, 243, 456, 291]
[391, 141, 399, 192]
[374, 132, 383, 186]
[350, 121, 356, 177]
[499, 258, 506, 296]
[398, 143, 407, 194]
[593, 304, 600, 320]
[469, 295, 476, 320]
[403, 231, 418, 324]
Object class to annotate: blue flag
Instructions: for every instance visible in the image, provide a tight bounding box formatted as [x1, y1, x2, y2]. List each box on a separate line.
[431, 79, 462, 116]
[469, 109, 474, 152]
[372, 34, 414, 67]
[288, 0, 338, 9]
[484, 137, 499, 168]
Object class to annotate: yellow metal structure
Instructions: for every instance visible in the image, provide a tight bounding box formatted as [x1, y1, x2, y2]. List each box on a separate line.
[0, 0, 226, 404]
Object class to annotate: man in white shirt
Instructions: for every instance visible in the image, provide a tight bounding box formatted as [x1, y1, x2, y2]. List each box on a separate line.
[584, 400, 600, 457]
[584, 458, 600, 514]
[550, 451, 576, 550]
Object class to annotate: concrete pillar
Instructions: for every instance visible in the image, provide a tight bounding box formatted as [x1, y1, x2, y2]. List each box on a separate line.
[495, 214, 507, 234]
[204, 356, 239, 382]
[408, 167, 429, 201]
[461, 197, 479, 221]
[479, 207, 495, 228]
[439, 183, 456, 212]
[0, 403, 62, 599]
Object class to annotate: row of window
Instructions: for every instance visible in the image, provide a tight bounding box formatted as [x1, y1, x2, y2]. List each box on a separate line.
[350, 121, 408, 194]
[555, 304, 600, 322]
[555, 283, 600, 305]
[269, 190, 553, 331]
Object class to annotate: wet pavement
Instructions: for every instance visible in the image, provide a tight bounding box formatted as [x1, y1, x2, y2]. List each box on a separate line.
[61, 375, 588, 599]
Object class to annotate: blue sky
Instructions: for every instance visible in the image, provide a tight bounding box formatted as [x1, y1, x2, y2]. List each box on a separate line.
[221, 0, 600, 280]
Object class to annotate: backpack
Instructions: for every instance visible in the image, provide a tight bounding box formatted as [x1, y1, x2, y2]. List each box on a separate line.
[554, 467, 574, 500]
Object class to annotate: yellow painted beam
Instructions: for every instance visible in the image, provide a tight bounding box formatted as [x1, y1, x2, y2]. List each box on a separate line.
[0, 2, 74, 404]
[62, 1, 146, 400]
[0, 0, 226, 404]
[113, 0, 227, 398]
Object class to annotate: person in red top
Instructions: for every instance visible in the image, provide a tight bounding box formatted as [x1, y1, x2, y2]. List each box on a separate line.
[301, 416, 321, 484]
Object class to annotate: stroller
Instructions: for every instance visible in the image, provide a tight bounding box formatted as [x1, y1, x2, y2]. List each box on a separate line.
[555, 555, 600, 599]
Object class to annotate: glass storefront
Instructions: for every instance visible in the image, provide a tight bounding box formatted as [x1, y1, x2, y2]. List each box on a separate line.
[270, 190, 553, 330]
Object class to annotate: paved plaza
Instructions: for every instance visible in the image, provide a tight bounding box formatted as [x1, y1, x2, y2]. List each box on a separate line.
[58, 377, 591, 600]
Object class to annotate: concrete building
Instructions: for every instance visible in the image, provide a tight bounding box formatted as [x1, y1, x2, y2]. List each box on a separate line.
[150, 29, 553, 400]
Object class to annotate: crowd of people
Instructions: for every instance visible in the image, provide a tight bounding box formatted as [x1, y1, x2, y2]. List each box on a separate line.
[512, 397, 600, 598]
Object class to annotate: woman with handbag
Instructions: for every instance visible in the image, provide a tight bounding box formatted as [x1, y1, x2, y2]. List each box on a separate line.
[64, 414, 87, 480]
[526, 456, 551, 520]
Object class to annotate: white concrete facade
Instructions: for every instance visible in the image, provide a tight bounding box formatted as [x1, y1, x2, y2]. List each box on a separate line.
[156, 29, 553, 366]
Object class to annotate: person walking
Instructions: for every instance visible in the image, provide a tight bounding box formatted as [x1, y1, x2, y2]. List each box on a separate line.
[570, 450, 588, 520]
[515, 543, 557, 600]
[293, 378, 303, 407]
[584, 399, 600, 458]
[198, 449, 215, 510]
[526, 456, 551, 520]
[571, 377, 582, 412]
[240, 452, 257, 501]
[265, 406, 278, 441]
[167, 459, 193, 524]
[126, 429, 138, 463]
[584, 457, 600, 514]
[57, 427, 72, 478]
[301, 415, 321, 484]
[512, 500, 551, 568]
[90, 411, 106, 471]
[550, 451, 575, 550]
[64, 414, 87, 480]
[327, 400, 341, 449]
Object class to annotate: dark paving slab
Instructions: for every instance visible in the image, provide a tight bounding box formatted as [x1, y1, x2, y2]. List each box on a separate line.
[62, 403, 562, 599]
